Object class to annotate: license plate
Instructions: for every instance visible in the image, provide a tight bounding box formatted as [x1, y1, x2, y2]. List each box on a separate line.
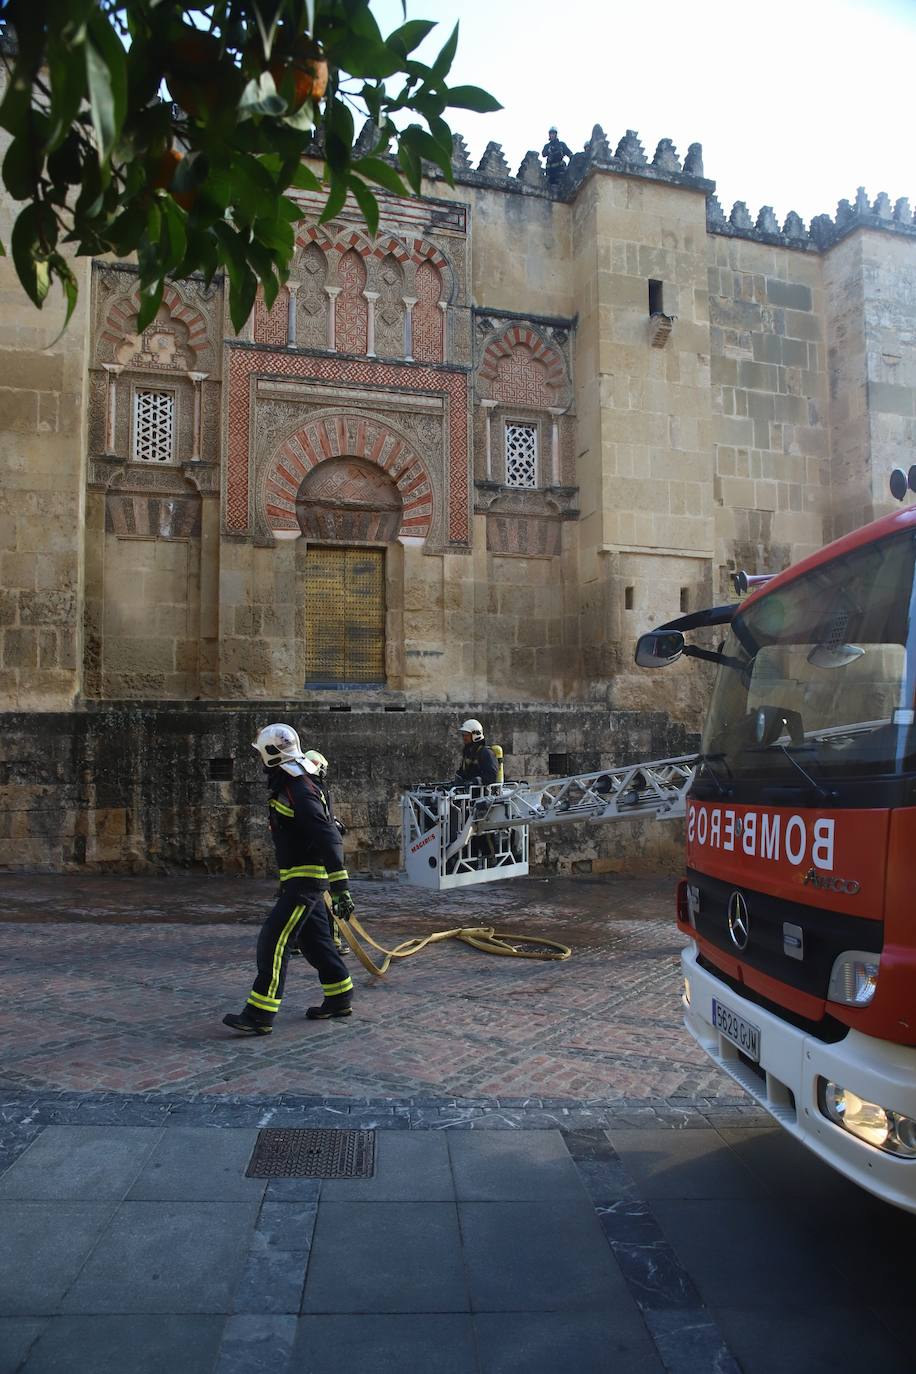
[712, 999, 761, 1062]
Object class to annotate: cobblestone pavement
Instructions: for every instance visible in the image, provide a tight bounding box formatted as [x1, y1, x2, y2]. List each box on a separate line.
[0, 873, 743, 1107]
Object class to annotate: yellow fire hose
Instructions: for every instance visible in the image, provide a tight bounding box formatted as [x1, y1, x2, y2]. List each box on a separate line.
[323, 895, 571, 978]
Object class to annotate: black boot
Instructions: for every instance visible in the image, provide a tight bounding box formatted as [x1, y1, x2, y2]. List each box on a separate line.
[306, 996, 353, 1020]
[222, 1008, 274, 1035]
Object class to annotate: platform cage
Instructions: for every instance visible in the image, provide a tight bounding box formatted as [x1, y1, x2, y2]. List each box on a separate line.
[400, 783, 529, 890]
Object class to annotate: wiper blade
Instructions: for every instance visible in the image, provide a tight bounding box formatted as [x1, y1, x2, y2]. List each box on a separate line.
[697, 752, 732, 796]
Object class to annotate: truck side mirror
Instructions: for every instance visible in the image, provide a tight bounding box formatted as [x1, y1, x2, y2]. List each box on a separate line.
[634, 630, 685, 668]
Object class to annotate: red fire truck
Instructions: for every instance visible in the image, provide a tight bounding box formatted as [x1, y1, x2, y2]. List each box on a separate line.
[636, 496, 916, 1213]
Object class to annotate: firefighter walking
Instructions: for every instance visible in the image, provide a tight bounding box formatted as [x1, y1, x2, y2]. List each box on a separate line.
[223, 723, 355, 1036]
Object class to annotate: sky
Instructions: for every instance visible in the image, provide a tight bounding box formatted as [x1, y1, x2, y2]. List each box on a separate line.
[370, 0, 916, 228]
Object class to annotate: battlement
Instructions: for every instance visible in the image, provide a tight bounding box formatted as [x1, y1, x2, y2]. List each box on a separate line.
[323, 120, 916, 257]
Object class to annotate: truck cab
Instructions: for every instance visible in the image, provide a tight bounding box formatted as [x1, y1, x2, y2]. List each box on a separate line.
[639, 507, 916, 1212]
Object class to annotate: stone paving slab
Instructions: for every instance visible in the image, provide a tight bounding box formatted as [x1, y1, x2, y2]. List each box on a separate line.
[0, 874, 737, 1104]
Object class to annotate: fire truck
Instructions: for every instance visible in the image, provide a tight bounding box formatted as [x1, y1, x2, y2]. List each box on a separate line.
[401, 473, 916, 1212]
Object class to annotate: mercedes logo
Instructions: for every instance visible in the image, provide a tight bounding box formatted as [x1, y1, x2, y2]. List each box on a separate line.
[727, 891, 750, 951]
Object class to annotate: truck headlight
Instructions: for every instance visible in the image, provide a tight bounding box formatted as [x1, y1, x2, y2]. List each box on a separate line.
[818, 1079, 916, 1158]
[827, 952, 879, 1006]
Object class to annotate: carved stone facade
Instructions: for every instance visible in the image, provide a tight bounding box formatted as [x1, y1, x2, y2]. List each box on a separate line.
[4, 119, 916, 867]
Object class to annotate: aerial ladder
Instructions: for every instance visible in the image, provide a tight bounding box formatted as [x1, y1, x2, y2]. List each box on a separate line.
[400, 753, 698, 890]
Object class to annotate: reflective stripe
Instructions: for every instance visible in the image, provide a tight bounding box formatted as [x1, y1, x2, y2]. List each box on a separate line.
[268, 904, 304, 999]
[326, 869, 349, 884]
[279, 865, 326, 881]
[248, 991, 280, 1012]
[269, 798, 295, 817]
[321, 977, 354, 997]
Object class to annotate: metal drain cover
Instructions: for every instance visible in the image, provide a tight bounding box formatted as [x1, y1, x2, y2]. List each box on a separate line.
[246, 1128, 376, 1178]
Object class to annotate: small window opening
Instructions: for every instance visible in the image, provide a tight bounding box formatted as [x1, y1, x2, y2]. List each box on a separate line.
[548, 753, 569, 775]
[505, 422, 538, 489]
[329, 704, 352, 712]
[648, 280, 664, 316]
[209, 758, 234, 781]
[680, 587, 689, 613]
[624, 586, 634, 610]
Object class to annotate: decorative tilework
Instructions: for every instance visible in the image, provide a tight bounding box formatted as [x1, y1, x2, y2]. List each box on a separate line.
[226, 350, 470, 542]
[335, 250, 368, 355]
[254, 287, 289, 346]
[479, 325, 568, 404]
[263, 414, 432, 539]
[99, 284, 210, 357]
[413, 260, 443, 363]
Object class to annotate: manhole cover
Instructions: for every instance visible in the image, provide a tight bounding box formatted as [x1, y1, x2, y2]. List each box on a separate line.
[246, 1128, 376, 1178]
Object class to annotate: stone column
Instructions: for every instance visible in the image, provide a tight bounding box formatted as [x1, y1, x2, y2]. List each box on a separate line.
[286, 283, 299, 347]
[325, 287, 340, 351]
[189, 372, 209, 461]
[402, 296, 417, 361]
[547, 407, 564, 486]
[437, 299, 448, 363]
[363, 291, 379, 357]
[102, 364, 123, 453]
[481, 399, 499, 481]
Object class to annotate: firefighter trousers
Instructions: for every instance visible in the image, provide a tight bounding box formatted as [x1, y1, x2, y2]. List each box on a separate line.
[246, 887, 353, 1019]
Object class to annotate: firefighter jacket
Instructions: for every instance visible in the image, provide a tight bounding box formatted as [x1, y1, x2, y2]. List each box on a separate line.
[267, 768, 349, 895]
[454, 739, 499, 786]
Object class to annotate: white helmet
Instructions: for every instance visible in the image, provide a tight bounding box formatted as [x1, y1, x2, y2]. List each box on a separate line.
[303, 748, 329, 779]
[459, 718, 484, 740]
[251, 723, 318, 776]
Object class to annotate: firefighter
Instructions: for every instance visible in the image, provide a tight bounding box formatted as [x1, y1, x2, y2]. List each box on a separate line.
[301, 747, 350, 956]
[541, 126, 572, 186]
[453, 719, 499, 787]
[222, 723, 355, 1036]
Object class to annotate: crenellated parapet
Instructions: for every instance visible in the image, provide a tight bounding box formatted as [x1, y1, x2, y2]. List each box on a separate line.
[328, 121, 916, 256]
[706, 184, 916, 253]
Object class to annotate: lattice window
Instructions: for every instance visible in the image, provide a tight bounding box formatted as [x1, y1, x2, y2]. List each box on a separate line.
[505, 422, 538, 488]
[133, 389, 175, 463]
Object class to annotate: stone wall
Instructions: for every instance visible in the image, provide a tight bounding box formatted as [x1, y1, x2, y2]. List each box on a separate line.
[0, 704, 696, 875]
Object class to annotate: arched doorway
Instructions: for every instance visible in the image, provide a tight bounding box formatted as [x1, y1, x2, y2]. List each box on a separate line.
[297, 458, 403, 686]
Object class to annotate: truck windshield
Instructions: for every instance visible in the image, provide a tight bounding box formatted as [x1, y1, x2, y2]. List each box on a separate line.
[702, 530, 916, 784]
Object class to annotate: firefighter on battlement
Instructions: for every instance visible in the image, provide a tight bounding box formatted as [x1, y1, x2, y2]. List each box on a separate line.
[222, 724, 355, 1036]
[453, 718, 499, 787]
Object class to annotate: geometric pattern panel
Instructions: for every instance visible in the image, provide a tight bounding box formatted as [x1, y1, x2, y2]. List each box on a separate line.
[303, 545, 386, 685]
[336, 249, 368, 355]
[375, 254, 405, 359]
[505, 422, 538, 487]
[226, 348, 469, 542]
[495, 348, 552, 408]
[479, 324, 567, 406]
[265, 414, 432, 539]
[254, 287, 289, 346]
[413, 259, 443, 363]
[133, 390, 174, 462]
[297, 457, 403, 544]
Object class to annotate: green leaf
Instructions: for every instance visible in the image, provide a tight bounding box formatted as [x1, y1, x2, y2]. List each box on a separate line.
[348, 175, 379, 238]
[239, 71, 287, 118]
[136, 280, 165, 333]
[289, 163, 322, 192]
[227, 261, 259, 334]
[352, 155, 407, 197]
[444, 85, 503, 113]
[2, 138, 36, 202]
[47, 30, 88, 151]
[325, 98, 355, 172]
[159, 196, 188, 275]
[433, 23, 459, 79]
[10, 205, 46, 308]
[253, 214, 294, 258]
[282, 102, 316, 133]
[44, 253, 81, 347]
[386, 20, 436, 57]
[318, 171, 349, 225]
[84, 10, 127, 163]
